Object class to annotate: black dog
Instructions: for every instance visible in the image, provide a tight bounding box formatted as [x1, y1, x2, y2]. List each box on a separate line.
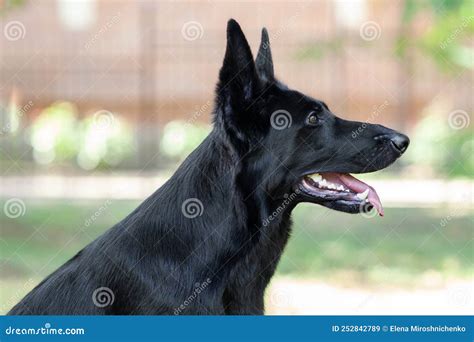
[9, 19, 409, 315]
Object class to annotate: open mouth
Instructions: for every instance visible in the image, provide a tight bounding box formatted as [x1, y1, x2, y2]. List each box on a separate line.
[296, 173, 383, 216]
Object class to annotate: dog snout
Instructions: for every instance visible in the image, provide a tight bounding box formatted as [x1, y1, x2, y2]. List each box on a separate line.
[375, 133, 410, 154]
[390, 133, 410, 153]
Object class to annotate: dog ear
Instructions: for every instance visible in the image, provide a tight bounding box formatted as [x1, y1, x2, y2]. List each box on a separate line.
[215, 19, 264, 142]
[255, 28, 274, 82]
[217, 19, 260, 111]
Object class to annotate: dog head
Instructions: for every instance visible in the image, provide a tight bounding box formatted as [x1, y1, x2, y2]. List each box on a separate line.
[214, 19, 409, 216]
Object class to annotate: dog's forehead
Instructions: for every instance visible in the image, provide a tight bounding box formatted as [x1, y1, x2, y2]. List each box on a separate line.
[289, 91, 322, 108]
[269, 82, 326, 111]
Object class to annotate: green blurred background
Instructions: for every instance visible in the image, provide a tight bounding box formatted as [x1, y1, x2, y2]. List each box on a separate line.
[1, 0, 472, 314]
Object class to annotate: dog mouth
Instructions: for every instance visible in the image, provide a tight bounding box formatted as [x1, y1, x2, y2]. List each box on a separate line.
[296, 172, 383, 216]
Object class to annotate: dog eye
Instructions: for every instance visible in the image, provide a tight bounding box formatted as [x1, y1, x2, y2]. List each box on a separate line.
[306, 112, 319, 126]
[314, 104, 324, 112]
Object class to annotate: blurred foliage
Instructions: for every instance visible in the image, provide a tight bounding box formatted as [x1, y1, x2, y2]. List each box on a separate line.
[0, 0, 25, 15]
[76, 114, 134, 170]
[29, 102, 134, 170]
[30, 102, 79, 164]
[298, 0, 473, 72]
[296, 38, 344, 61]
[160, 120, 210, 161]
[388, 0, 473, 178]
[7, 105, 211, 171]
[401, 0, 474, 71]
[406, 102, 473, 177]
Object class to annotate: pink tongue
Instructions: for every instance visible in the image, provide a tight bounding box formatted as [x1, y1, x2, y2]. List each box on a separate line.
[337, 173, 384, 216]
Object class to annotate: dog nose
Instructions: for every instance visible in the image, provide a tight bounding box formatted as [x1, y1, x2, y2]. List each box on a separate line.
[389, 133, 410, 153]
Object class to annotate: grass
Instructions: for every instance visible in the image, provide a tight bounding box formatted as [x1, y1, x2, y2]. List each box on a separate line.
[282, 204, 472, 286]
[0, 198, 472, 313]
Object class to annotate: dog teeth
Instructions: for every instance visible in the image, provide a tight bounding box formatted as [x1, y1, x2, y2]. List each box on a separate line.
[356, 189, 370, 200]
[308, 173, 322, 182]
[307, 173, 349, 192]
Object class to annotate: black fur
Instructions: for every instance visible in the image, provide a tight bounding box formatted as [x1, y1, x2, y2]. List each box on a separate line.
[8, 19, 409, 315]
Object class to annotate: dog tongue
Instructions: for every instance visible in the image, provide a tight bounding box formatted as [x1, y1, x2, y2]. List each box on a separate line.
[338, 173, 384, 216]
